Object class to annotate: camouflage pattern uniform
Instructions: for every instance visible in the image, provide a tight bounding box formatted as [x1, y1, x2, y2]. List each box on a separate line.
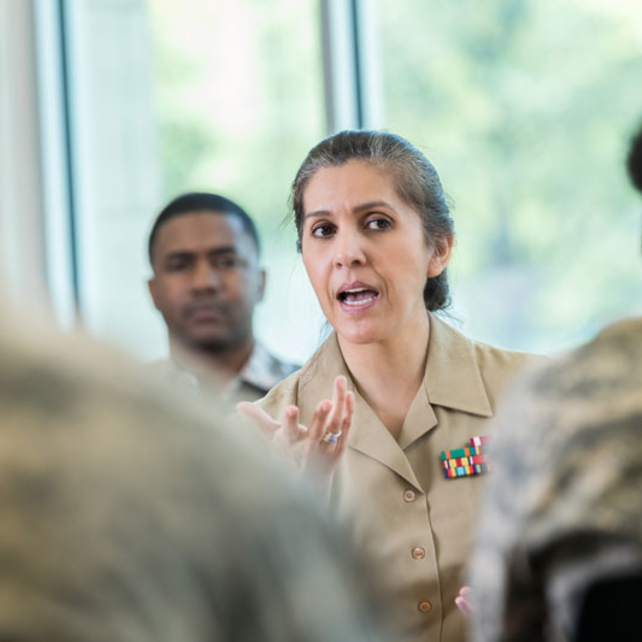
[227, 341, 299, 400]
[0, 312, 387, 642]
[153, 341, 298, 403]
[469, 317, 642, 641]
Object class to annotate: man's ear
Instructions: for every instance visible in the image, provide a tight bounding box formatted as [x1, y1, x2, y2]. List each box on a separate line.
[427, 235, 454, 278]
[147, 277, 160, 311]
[258, 269, 266, 302]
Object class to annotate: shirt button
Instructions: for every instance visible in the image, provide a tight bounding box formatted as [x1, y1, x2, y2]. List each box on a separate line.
[403, 489, 416, 502]
[418, 600, 432, 613]
[412, 547, 426, 560]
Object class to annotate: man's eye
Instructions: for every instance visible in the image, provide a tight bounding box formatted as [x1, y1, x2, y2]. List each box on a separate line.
[365, 217, 391, 231]
[166, 260, 189, 272]
[311, 224, 335, 238]
[213, 256, 244, 269]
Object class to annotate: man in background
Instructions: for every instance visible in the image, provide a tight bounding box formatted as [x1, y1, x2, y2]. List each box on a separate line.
[469, 123, 642, 641]
[148, 192, 297, 402]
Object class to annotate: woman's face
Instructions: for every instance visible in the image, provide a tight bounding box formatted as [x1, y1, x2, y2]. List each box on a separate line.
[301, 160, 452, 346]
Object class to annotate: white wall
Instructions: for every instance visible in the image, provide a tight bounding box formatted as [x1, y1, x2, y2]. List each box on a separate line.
[0, 0, 49, 312]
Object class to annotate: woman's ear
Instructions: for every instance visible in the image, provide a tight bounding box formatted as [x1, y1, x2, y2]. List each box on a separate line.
[427, 235, 454, 278]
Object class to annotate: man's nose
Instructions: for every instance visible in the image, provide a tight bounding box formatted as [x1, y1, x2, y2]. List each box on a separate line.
[333, 229, 366, 268]
[191, 261, 221, 290]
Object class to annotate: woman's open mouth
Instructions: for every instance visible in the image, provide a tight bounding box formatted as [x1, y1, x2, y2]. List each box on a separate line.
[337, 286, 380, 311]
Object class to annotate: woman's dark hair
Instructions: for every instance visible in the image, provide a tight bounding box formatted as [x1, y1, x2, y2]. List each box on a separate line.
[291, 130, 455, 312]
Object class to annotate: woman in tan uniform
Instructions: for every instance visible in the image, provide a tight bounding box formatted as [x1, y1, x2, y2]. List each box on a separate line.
[239, 130, 535, 642]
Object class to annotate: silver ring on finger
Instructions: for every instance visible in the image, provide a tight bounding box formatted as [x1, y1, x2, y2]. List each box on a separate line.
[322, 430, 342, 444]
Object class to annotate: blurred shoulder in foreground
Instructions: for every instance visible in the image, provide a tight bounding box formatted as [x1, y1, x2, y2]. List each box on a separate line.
[470, 318, 642, 642]
[0, 309, 387, 642]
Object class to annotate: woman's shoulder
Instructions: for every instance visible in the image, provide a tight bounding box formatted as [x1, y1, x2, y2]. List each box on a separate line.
[470, 339, 548, 412]
[431, 313, 543, 360]
[429, 312, 546, 394]
[472, 337, 546, 374]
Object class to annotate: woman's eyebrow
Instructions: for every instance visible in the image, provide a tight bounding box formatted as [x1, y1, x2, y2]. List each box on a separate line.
[352, 200, 394, 214]
[303, 209, 331, 220]
[304, 201, 394, 220]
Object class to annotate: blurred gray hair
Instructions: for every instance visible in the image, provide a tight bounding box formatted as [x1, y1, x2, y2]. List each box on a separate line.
[0, 322, 388, 641]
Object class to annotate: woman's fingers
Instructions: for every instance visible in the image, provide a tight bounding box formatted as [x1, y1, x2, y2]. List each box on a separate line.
[239, 376, 353, 482]
[326, 390, 353, 460]
[342, 389, 354, 432]
[308, 399, 333, 442]
[236, 401, 281, 436]
[455, 586, 474, 617]
[338, 389, 354, 448]
[308, 376, 349, 452]
[323, 375, 347, 440]
[282, 405, 301, 443]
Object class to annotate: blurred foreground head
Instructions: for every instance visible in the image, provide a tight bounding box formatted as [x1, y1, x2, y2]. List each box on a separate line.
[0, 315, 386, 641]
[469, 121, 642, 642]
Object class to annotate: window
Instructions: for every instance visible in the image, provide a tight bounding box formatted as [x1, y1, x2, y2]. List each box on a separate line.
[62, 0, 325, 363]
[25, 0, 642, 359]
[376, 0, 642, 352]
[148, 0, 327, 363]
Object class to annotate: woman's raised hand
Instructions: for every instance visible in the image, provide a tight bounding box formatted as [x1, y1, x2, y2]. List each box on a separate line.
[237, 375, 354, 485]
[455, 586, 474, 617]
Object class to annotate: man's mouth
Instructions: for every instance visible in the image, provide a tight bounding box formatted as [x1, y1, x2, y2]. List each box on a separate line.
[337, 286, 380, 308]
[184, 303, 229, 321]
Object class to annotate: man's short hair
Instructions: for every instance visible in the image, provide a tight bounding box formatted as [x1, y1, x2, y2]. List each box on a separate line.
[148, 192, 261, 266]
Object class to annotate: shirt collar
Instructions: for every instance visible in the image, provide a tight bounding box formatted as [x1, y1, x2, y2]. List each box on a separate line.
[424, 313, 493, 417]
[298, 314, 493, 418]
[295, 318, 493, 486]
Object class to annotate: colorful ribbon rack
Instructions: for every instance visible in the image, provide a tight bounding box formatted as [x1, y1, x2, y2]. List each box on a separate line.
[441, 435, 491, 479]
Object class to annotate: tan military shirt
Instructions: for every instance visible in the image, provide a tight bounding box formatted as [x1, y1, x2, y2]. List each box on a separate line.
[258, 313, 537, 642]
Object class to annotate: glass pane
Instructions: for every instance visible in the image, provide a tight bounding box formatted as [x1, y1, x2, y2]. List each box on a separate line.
[73, 0, 325, 363]
[376, 0, 642, 353]
[148, 0, 326, 364]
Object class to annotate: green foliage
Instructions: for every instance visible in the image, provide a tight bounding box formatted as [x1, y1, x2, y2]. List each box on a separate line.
[379, 0, 642, 350]
[148, 0, 324, 231]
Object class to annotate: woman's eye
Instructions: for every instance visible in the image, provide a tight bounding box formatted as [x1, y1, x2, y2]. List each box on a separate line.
[311, 224, 335, 238]
[366, 217, 391, 231]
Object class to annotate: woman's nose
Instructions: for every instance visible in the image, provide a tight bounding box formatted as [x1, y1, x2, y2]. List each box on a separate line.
[333, 229, 366, 268]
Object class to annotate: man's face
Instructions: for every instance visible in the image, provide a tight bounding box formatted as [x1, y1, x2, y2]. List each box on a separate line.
[148, 211, 265, 353]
